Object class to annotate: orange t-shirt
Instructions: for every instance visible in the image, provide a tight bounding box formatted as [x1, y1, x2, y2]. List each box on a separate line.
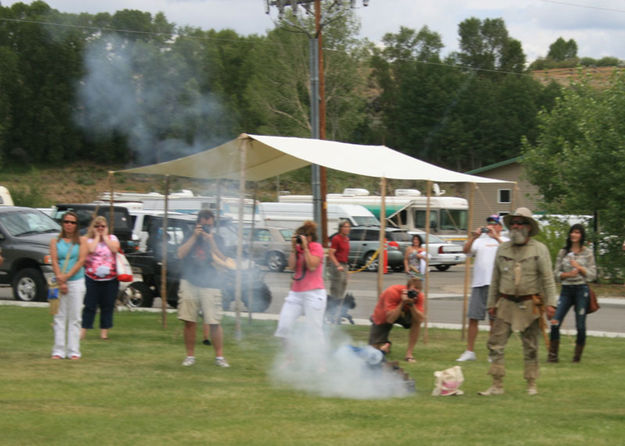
[371, 284, 424, 325]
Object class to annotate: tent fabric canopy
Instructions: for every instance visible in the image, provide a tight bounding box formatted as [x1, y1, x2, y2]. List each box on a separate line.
[118, 134, 510, 184]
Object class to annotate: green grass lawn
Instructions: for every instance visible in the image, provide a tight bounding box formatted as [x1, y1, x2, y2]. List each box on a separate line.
[1, 306, 623, 445]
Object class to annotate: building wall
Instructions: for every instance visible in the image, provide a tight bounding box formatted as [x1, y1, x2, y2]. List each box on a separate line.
[459, 163, 541, 230]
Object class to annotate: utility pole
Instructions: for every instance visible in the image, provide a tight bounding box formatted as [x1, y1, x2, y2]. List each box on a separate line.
[265, 0, 370, 245]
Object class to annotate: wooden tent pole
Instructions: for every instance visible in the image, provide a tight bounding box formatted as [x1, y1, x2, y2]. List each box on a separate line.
[234, 138, 248, 339]
[247, 184, 258, 323]
[108, 172, 115, 233]
[461, 183, 476, 340]
[423, 180, 431, 344]
[160, 175, 170, 328]
[377, 177, 387, 298]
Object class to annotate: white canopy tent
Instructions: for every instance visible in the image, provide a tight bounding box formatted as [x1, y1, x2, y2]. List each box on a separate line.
[117, 133, 511, 338]
[121, 133, 508, 183]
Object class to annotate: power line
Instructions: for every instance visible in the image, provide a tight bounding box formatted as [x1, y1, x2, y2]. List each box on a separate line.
[539, 0, 625, 14]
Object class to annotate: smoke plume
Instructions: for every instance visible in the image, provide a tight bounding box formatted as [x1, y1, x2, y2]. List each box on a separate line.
[75, 34, 232, 166]
[271, 325, 414, 399]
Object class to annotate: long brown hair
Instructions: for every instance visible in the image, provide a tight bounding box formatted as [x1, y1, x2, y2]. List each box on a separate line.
[296, 220, 318, 242]
[57, 211, 81, 244]
[87, 215, 108, 239]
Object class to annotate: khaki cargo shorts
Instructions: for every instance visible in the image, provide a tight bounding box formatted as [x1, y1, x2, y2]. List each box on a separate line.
[177, 279, 223, 325]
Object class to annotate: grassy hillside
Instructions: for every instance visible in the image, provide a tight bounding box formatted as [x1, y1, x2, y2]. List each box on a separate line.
[0, 162, 450, 208]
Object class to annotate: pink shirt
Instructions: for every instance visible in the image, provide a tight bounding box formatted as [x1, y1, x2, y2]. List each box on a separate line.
[85, 235, 118, 281]
[291, 241, 325, 292]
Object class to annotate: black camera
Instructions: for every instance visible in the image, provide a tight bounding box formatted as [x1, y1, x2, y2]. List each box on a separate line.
[481, 227, 490, 233]
[407, 289, 418, 299]
[295, 235, 303, 245]
[201, 224, 212, 233]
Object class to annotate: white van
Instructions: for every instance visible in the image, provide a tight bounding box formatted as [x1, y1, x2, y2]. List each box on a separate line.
[0, 186, 14, 206]
[258, 202, 379, 235]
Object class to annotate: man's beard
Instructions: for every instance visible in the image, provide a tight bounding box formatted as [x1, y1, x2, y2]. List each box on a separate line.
[510, 227, 530, 245]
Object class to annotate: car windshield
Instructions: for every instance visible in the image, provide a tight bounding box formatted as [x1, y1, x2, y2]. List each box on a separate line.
[352, 216, 380, 226]
[0, 210, 60, 236]
[439, 209, 468, 232]
[387, 231, 412, 242]
[413, 233, 446, 244]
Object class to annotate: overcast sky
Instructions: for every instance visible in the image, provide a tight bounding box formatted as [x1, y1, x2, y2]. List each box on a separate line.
[4, 0, 625, 62]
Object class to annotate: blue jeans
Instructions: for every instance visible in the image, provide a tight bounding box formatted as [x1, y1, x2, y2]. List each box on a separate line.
[550, 284, 589, 346]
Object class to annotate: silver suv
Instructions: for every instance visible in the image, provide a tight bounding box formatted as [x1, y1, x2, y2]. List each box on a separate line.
[0, 207, 60, 301]
[341, 227, 412, 272]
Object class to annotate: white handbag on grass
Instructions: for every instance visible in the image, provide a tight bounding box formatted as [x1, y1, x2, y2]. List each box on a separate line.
[432, 365, 465, 396]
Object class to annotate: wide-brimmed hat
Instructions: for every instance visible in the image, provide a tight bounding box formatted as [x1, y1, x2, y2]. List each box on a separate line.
[503, 207, 540, 236]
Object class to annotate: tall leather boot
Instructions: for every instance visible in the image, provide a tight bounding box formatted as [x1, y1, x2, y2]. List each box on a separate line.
[547, 340, 559, 363]
[573, 344, 584, 363]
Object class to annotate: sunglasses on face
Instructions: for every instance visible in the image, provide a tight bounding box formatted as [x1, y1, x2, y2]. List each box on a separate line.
[62, 220, 77, 225]
[95, 225, 106, 228]
[509, 220, 529, 226]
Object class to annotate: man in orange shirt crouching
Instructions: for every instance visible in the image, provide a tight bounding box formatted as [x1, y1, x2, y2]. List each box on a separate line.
[368, 277, 425, 363]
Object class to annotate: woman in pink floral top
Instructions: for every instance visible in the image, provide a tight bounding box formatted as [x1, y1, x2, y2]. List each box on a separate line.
[81, 216, 120, 340]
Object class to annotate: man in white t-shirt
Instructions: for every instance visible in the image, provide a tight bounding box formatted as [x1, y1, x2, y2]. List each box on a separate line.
[457, 215, 508, 362]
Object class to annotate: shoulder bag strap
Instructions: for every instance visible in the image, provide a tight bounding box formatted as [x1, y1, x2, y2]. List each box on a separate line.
[58, 240, 73, 274]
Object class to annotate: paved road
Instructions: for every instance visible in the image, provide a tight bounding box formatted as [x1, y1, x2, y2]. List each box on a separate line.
[2, 266, 624, 334]
[263, 267, 625, 335]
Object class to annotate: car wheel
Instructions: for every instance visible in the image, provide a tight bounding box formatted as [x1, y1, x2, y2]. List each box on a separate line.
[435, 265, 451, 271]
[243, 283, 272, 313]
[266, 251, 285, 272]
[364, 252, 378, 272]
[13, 268, 47, 302]
[119, 282, 153, 308]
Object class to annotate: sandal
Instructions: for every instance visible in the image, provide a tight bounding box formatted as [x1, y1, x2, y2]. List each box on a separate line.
[404, 356, 416, 363]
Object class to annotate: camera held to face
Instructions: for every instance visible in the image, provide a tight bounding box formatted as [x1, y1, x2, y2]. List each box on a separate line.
[407, 289, 418, 299]
[201, 224, 212, 233]
[481, 227, 490, 234]
[295, 234, 304, 245]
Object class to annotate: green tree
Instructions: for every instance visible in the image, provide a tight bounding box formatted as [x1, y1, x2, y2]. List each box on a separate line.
[245, 9, 366, 141]
[547, 37, 578, 61]
[522, 72, 625, 235]
[455, 17, 526, 73]
[0, 1, 86, 165]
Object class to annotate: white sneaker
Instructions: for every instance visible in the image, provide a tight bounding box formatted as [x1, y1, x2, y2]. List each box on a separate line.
[182, 356, 196, 366]
[215, 357, 230, 368]
[456, 350, 477, 362]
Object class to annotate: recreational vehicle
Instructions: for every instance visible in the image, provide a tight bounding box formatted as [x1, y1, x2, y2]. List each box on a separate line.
[99, 190, 262, 224]
[257, 202, 379, 235]
[279, 188, 468, 243]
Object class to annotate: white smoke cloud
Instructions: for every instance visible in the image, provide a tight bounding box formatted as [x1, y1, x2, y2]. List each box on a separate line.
[75, 34, 231, 165]
[271, 325, 415, 400]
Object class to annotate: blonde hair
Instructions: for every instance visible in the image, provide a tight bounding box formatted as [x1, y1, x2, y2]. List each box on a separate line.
[406, 277, 423, 290]
[87, 215, 108, 238]
[57, 211, 81, 244]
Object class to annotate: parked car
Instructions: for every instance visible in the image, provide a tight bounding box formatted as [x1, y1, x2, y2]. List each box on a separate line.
[332, 227, 466, 272]
[411, 231, 466, 271]
[128, 209, 188, 252]
[242, 226, 293, 272]
[336, 227, 411, 272]
[52, 204, 137, 252]
[0, 207, 60, 301]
